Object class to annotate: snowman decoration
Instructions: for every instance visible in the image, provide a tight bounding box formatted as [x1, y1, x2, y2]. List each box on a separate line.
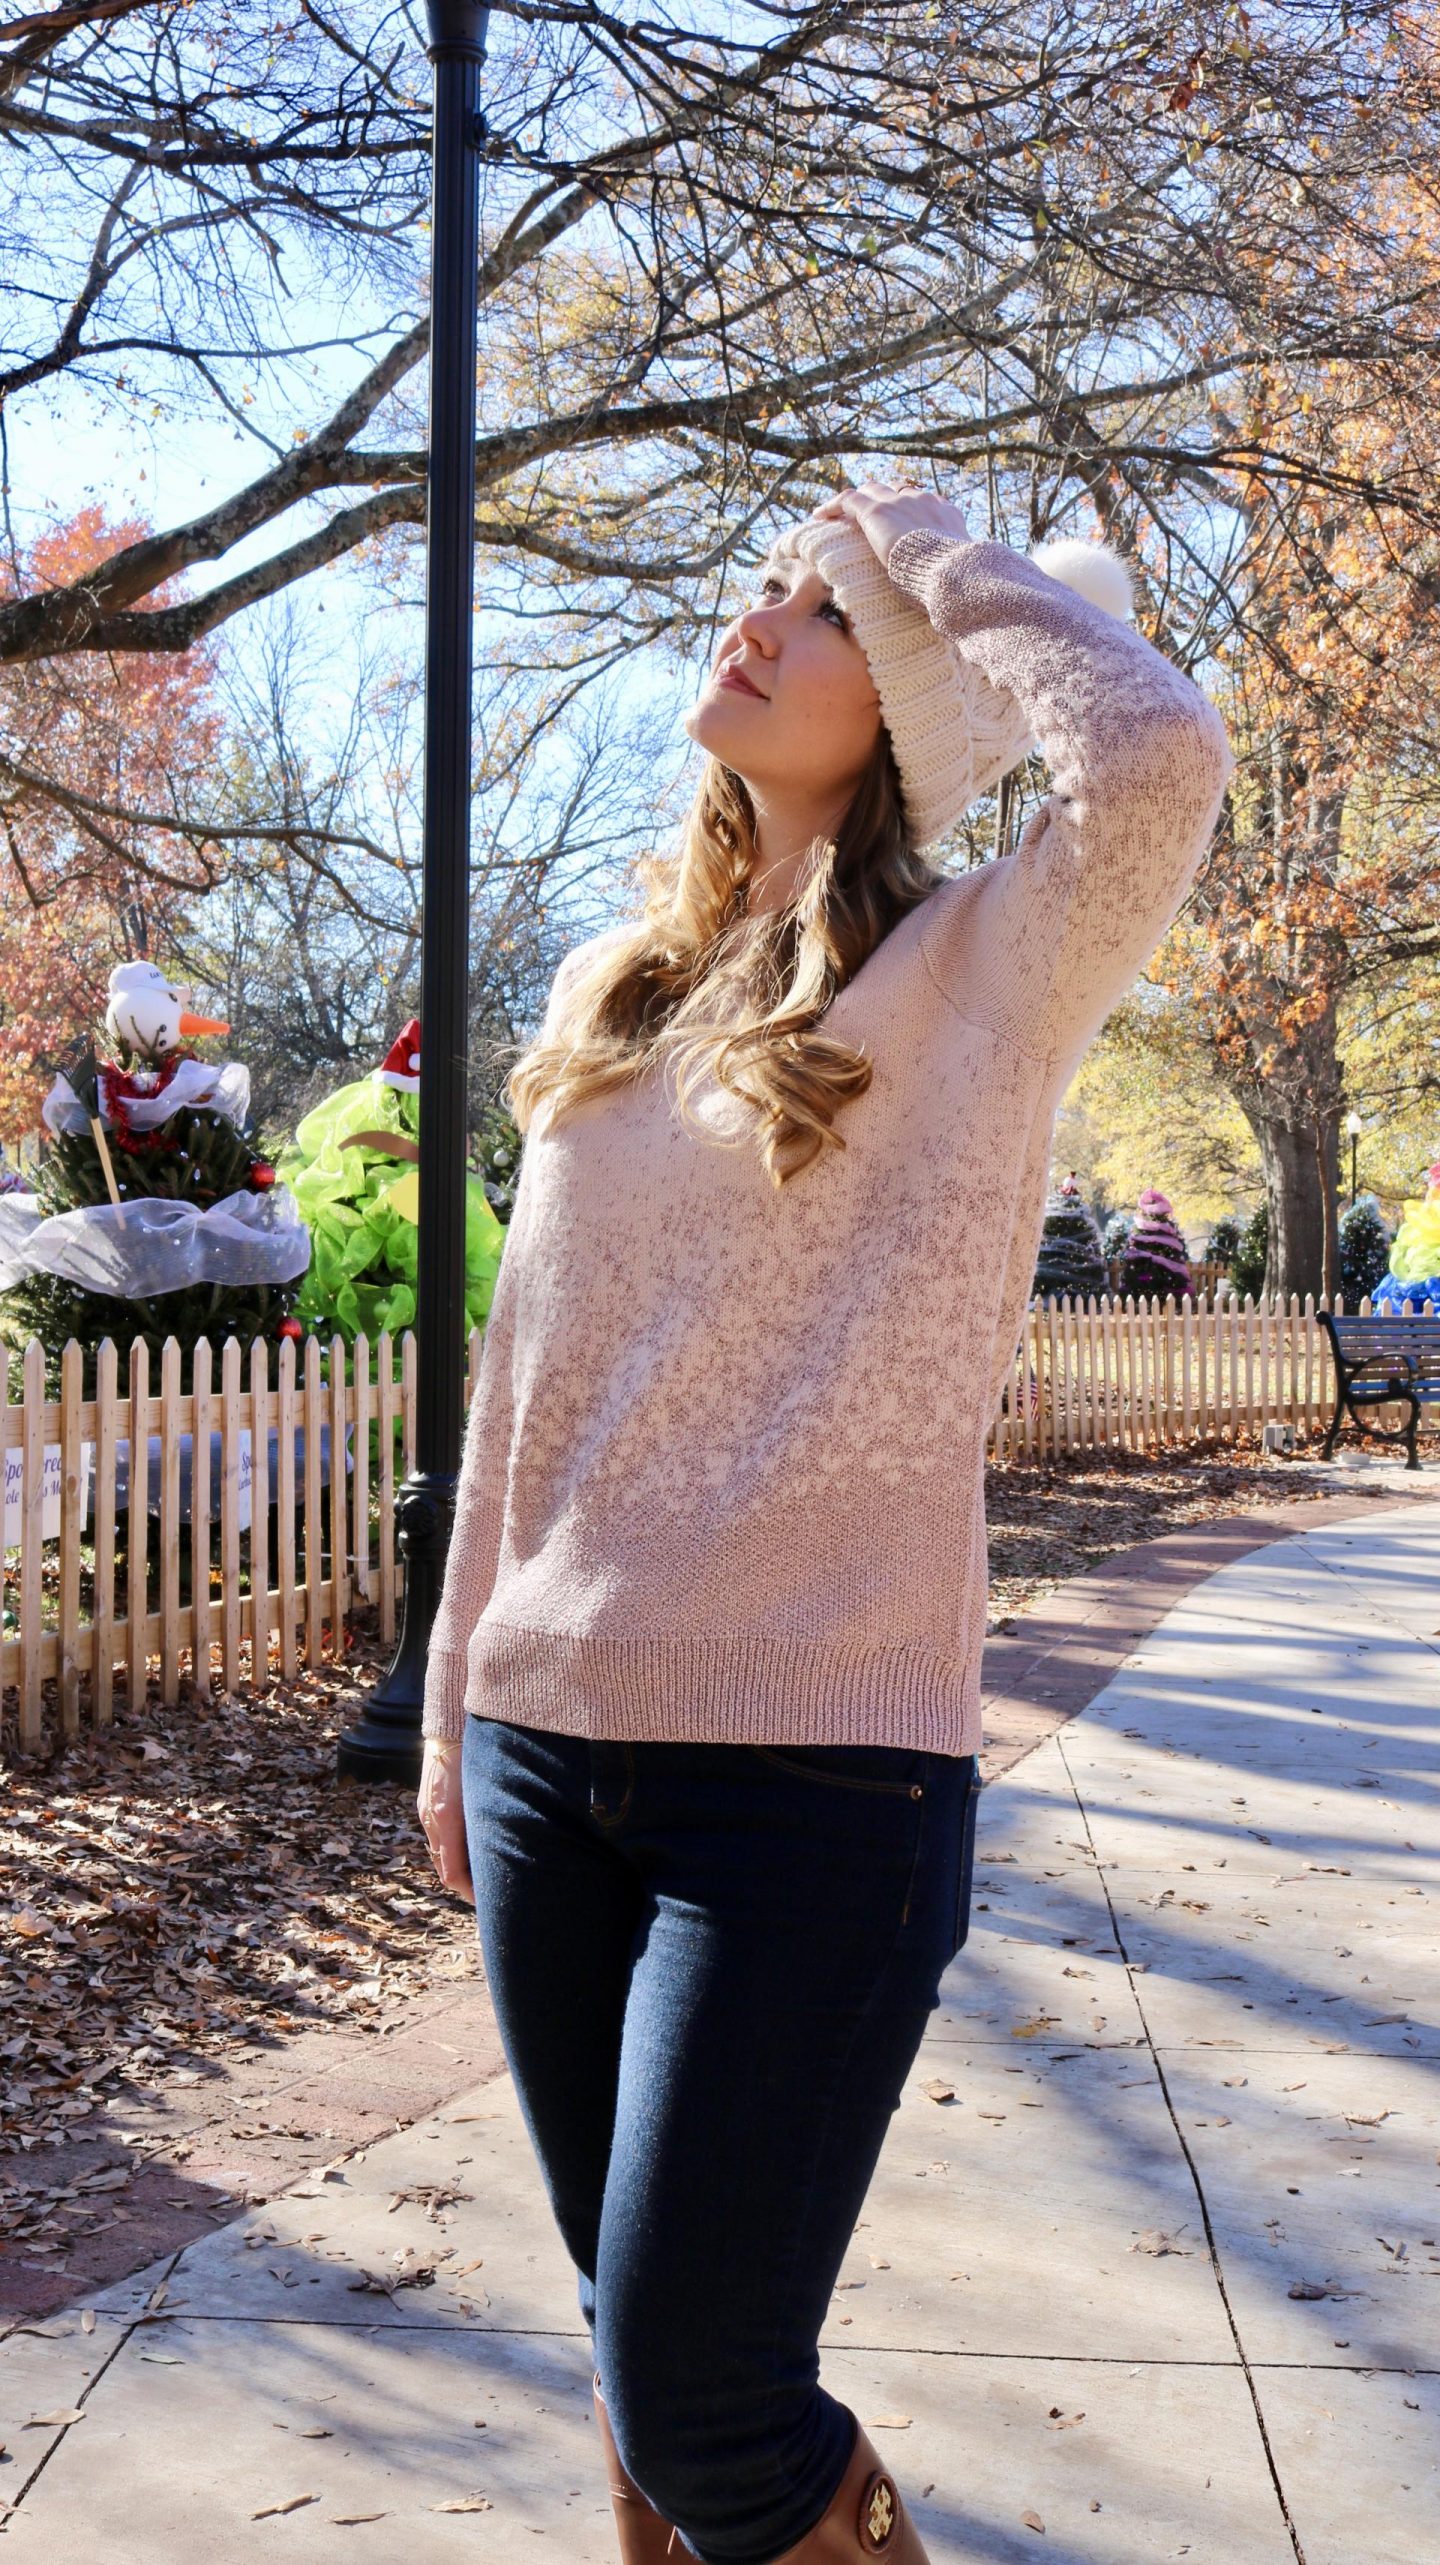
[87, 960, 250, 1137]
[104, 961, 230, 1064]
[0, 959, 311, 1324]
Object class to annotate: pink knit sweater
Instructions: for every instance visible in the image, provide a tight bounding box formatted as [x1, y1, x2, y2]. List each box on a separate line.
[421, 531, 1234, 1753]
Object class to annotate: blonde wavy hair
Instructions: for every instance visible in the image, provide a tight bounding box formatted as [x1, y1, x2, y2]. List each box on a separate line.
[505, 728, 948, 1188]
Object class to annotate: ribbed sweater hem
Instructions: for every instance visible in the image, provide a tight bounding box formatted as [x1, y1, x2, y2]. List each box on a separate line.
[428, 1619, 984, 1758]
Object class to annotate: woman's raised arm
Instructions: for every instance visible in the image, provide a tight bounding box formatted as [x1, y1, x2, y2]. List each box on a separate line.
[886, 524, 1234, 1074]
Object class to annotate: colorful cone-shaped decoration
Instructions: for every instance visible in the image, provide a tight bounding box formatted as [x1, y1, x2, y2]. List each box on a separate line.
[1032, 1170, 1107, 1306]
[1118, 1186, 1191, 1303]
[1373, 1160, 1440, 1313]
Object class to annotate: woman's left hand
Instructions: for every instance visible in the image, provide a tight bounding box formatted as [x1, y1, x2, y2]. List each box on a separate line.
[418, 1736, 475, 1906]
[809, 479, 971, 570]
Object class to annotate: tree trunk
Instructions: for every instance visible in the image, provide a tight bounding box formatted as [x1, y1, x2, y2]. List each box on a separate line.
[1253, 1105, 1340, 1303]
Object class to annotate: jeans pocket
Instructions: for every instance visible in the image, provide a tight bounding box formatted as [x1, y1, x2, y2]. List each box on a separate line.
[952, 1764, 982, 1955]
[746, 1743, 926, 1798]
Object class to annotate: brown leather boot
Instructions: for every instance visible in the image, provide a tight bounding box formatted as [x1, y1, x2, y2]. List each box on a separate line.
[766, 2409, 932, 2561]
[593, 2370, 685, 2560]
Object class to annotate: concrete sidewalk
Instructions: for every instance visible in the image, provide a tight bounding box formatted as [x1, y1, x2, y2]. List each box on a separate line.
[4, 1499, 1438, 2563]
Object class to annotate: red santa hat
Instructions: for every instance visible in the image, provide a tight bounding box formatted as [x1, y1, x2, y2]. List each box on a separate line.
[379, 1018, 421, 1094]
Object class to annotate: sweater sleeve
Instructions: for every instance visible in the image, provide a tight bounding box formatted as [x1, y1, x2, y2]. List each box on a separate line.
[885, 529, 1234, 1074]
[420, 944, 584, 1743]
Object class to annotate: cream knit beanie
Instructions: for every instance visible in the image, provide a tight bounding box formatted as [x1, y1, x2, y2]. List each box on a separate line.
[762, 517, 1134, 851]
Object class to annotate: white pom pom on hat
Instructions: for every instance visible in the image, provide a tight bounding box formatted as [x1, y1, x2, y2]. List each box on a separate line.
[761, 516, 1135, 851]
[1028, 537, 1134, 623]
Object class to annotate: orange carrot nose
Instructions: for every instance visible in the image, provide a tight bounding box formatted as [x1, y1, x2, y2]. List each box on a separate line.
[178, 1011, 230, 1038]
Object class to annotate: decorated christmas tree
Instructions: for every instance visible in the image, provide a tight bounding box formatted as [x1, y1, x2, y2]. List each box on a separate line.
[1118, 1186, 1192, 1302]
[1338, 1193, 1393, 1306]
[280, 1021, 506, 1346]
[474, 1097, 524, 1225]
[1372, 1160, 1440, 1313]
[1205, 1212, 1243, 1273]
[0, 963, 309, 1387]
[1101, 1206, 1135, 1267]
[1033, 1171, 1107, 1304]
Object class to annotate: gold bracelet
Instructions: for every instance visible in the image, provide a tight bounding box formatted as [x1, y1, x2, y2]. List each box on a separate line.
[424, 1734, 462, 1759]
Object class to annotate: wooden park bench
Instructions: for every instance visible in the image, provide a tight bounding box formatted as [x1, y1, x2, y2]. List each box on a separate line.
[1319, 1309, 1440, 1471]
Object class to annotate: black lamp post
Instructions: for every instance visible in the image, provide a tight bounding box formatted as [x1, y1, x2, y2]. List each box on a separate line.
[338, 0, 490, 1784]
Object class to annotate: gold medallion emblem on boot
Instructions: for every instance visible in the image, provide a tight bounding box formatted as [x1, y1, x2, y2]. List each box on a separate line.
[768, 2410, 932, 2559]
[859, 2469, 900, 2553]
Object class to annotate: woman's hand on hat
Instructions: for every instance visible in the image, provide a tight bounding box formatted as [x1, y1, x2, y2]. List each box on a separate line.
[810, 480, 971, 569]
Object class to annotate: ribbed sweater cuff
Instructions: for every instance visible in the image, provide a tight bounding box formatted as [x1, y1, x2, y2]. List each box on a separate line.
[886, 524, 983, 589]
[421, 1649, 470, 1744]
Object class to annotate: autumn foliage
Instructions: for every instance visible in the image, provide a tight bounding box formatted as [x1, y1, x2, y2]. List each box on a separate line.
[0, 508, 222, 1140]
[1147, 353, 1440, 1297]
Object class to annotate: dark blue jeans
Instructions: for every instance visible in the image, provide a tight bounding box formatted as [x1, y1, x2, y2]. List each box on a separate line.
[460, 1715, 980, 2565]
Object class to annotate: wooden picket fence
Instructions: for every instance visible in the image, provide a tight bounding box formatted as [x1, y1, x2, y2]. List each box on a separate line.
[987, 1288, 1437, 1465]
[2, 1290, 1434, 1750]
[0, 1327, 486, 1755]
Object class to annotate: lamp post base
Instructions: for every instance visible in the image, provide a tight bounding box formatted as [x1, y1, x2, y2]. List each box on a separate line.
[336, 1469, 455, 1785]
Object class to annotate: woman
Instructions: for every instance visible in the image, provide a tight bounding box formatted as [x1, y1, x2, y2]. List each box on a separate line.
[417, 482, 1233, 2561]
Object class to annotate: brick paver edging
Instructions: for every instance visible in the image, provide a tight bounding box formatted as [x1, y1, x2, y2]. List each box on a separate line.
[978, 1484, 1432, 1780]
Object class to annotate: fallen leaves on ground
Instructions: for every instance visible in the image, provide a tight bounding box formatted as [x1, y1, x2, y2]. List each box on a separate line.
[0, 1614, 475, 2268]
